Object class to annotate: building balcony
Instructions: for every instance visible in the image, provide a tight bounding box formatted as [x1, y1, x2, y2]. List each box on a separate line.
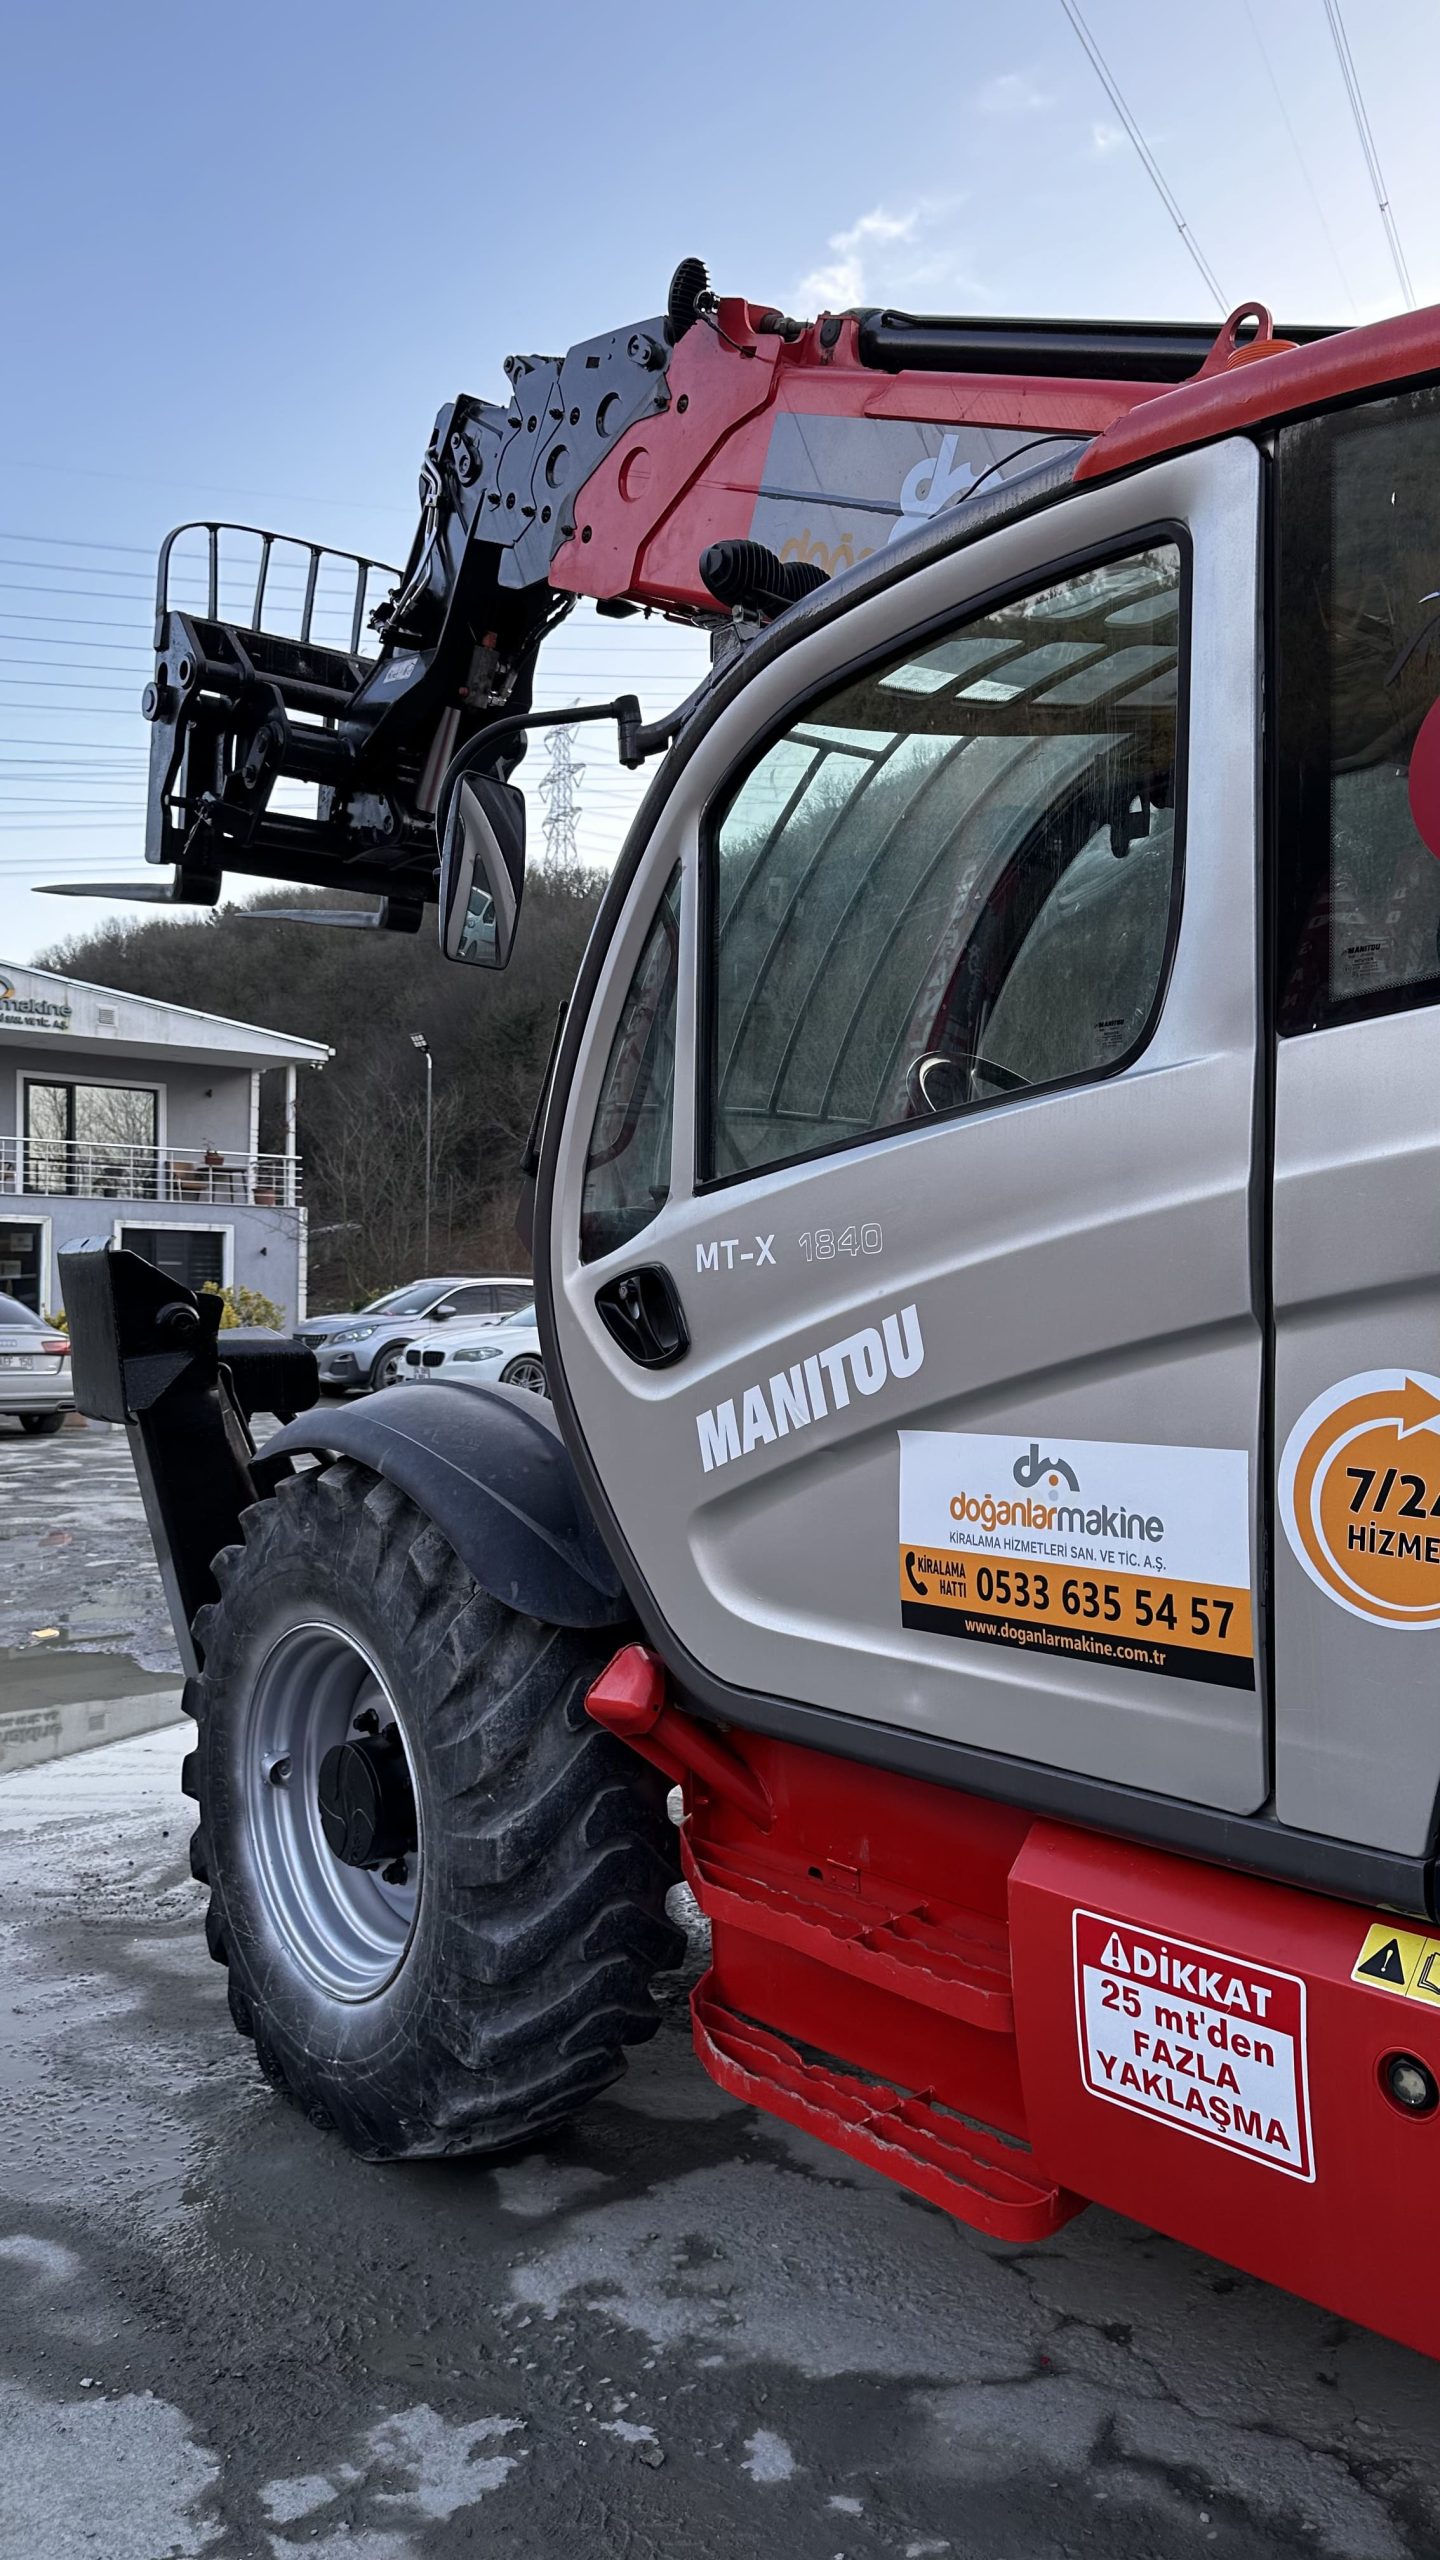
[0, 1136, 303, 1208]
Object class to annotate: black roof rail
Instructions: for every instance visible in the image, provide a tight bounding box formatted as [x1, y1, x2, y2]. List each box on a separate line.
[855, 310, 1341, 384]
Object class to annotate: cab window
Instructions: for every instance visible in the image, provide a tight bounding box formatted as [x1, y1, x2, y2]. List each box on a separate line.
[580, 868, 681, 1262]
[703, 543, 1186, 1181]
[1277, 385, 1440, 1032]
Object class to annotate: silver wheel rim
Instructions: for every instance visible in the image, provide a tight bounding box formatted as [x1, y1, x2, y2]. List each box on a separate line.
[502, 1355, 547, 1395]
[375, 1347, 406, 1389]
[241, 1622, 421, 2001]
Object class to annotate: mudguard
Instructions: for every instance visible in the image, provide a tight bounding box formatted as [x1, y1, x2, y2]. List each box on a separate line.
[263, 1380, 632, 1631]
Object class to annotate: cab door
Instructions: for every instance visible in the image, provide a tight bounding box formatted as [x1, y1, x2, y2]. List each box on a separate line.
[546, 440, 1267, 1810]
[1271, 386, 1440, 1858]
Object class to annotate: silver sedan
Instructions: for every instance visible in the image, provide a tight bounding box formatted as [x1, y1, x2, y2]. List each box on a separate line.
[0, 1292, 73, 1435]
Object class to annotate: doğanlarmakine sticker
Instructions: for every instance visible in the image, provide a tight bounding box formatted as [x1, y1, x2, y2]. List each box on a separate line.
[898, 1427, 1253, 1686]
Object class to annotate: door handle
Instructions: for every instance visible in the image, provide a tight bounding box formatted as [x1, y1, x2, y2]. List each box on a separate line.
[594, 1264, 689, 1369]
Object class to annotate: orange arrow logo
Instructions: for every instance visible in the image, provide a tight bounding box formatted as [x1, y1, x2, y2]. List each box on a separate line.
[1396, 1377, 1440, 1439]
[1282, 1371, 1440, 1627]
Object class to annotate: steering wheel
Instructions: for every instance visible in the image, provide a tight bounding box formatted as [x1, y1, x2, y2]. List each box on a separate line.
[906, 1051, 1027, 1116]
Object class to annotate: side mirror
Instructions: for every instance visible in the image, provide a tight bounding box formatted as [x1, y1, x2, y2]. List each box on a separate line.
[439, 774, 526, 967]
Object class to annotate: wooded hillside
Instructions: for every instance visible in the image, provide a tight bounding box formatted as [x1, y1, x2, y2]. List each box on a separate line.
[41, 874, 606, 1308]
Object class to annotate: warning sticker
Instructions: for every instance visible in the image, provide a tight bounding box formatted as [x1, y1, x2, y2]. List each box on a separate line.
[1074, 1911, 1313, 2179]
[1279, 1370, 1440, 1629]
[1352, 1920, 1440, 2006]
[898, 1429, 1253, 1686]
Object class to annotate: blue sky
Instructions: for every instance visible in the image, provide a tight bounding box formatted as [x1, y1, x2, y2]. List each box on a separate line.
[2, 0, 1436, 957]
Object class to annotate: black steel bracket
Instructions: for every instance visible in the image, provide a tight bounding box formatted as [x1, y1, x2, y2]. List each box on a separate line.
[61, 1244, 319, 1677]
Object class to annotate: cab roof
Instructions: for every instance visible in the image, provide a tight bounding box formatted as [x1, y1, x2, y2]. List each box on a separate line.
[1077, 302, 1440, 483]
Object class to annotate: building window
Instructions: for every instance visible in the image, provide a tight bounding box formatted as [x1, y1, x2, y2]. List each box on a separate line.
[23, 1080, 159, 1196]
[0, 1221, 44, 1312]
[120, 1227, 227, 1291]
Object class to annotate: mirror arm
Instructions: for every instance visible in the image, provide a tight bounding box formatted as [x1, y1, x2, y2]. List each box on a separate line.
[434, 696, 642, 852]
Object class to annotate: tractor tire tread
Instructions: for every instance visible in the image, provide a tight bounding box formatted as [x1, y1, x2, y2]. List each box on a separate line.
[185, 1457, 682, 2161]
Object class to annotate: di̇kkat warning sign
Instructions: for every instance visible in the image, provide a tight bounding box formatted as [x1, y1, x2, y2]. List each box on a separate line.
[1074, 1912, 1314, 2179]
[1279, 1369, 1440, 1630]
[898, 1429, 1254, 1686]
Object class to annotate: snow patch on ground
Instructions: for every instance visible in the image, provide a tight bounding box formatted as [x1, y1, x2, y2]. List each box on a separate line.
[260, 2405, 524, 2541]
[510, 2159, 1044, 2380]
[489, 2158, 613, 2219]
[0, 2379, 221, 2558]
[741, 2427, 797, 2483]
[368, 2405, 525, 2521]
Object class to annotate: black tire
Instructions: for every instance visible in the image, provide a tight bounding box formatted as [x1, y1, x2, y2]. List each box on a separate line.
[366, 1339, 410, 1392]
[18, 1410, 66, 1435]
[182, 1458, 682, 2160]
[499, 1353, 548, 1397]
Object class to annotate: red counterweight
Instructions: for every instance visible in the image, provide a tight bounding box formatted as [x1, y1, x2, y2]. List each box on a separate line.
[587, 1648, 1440, 2356]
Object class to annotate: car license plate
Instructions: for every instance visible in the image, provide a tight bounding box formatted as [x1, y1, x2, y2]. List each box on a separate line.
[0, 1354, 39, 1370]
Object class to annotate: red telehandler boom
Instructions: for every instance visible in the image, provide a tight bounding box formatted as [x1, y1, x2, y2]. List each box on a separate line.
[56, 260, 1326, 917]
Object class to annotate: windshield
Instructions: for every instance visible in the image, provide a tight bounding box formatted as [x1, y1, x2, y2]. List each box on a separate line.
[499, 1304, 536, 1327]
[364, 1282, 447, 1317]
[0, 1293, 42, 1330]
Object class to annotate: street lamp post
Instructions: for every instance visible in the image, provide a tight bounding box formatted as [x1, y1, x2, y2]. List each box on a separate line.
[410, 1033, 433, 1268]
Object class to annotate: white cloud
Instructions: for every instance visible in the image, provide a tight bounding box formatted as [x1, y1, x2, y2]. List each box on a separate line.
[799, 207, 920, 309]
[977, 70, 1053, 116]
[797, 199, 975, 313]
[1091, 119, 1126, 156]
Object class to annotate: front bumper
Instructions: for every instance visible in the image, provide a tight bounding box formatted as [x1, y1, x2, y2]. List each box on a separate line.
[315, 1348, 366, 1386]
[424, 1360, 508, 1389]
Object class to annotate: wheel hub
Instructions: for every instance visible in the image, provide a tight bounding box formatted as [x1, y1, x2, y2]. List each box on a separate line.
[241, 1622, 423, 2000]
[317, 1728, 417, 1869]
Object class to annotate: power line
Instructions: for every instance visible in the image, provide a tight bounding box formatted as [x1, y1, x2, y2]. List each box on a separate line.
[0, 608, 153, 632]
[0, 632, 150, 657]
[0, 528, 154, 557]
[0, 452, 415, 520]
[1059, 0, 1227, 313]
[1322, 0, 1415, 308]
[1240, 0, 1358, 319]
[0, 677, 146, 694]
[0, 554, 151, 583]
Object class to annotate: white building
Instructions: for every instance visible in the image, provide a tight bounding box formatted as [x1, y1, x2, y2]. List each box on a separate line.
[0, 960, 330, 1323]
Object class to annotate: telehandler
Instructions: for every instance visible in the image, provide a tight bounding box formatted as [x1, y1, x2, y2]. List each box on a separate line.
[58, 261, 1440, 2358]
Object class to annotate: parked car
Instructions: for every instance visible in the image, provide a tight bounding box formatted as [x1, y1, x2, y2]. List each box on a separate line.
[296, 1275, 531, 1393]
[0, 1292, 73, 1434]
[401, 1302, 547, 1397]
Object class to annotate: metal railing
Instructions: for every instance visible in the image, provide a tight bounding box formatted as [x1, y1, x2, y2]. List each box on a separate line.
[0, 1136, 302, 1207]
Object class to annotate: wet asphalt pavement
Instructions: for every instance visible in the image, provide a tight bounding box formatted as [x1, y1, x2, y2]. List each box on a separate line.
[4, 1427, 1440, 2557]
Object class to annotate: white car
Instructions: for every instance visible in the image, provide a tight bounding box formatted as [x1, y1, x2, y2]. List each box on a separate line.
[401, 1302, 547, 1397]
[0, 1292, 73, 1435]
[296, 1274, 532, 1393]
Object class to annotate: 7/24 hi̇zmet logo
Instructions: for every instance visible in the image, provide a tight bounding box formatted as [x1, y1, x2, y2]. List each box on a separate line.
[1278, 1368, 1440, 1629]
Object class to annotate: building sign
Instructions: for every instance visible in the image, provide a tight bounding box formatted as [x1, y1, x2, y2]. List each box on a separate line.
[0, 974, 73, 1033]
